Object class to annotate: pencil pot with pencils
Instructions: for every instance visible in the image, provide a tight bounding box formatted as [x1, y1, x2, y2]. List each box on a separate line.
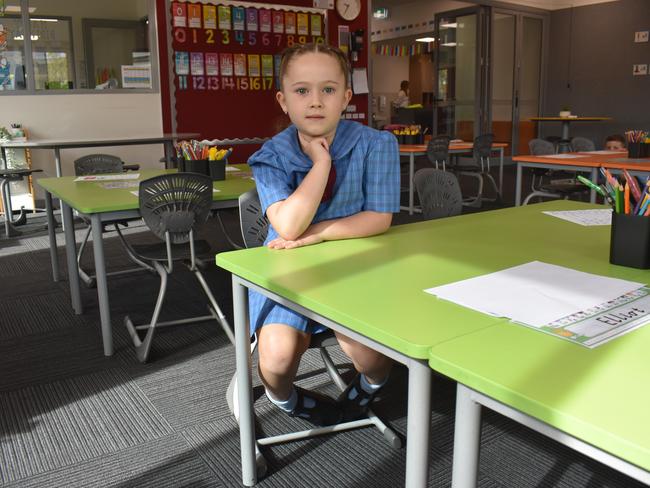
[184, 159, 209, 176]
[609, 212, 650, 269]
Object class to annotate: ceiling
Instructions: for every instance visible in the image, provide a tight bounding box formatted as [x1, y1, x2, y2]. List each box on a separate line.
[374, 0, 620, 10]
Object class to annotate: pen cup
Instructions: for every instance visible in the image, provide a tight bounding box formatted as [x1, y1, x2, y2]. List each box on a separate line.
[628, 143, 641, 159]
[609, 212, 650, 269]
[184, 159, 209, 176]
[641, 143, 650, 158]
[209, 158, 227, 181]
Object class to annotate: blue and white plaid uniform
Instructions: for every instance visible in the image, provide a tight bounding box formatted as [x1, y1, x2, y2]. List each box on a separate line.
[246, 120, 400, 336]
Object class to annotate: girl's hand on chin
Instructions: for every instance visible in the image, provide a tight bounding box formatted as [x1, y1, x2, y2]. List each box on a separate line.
[299, 135, 331, 166]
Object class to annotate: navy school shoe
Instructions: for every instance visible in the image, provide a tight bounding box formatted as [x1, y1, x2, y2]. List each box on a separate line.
[288, 386, 343, 426]
[337, 374, 380, 421]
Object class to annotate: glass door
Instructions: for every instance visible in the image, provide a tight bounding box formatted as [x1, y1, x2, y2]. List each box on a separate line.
[433, 7, 489, 140]
[490, 10, 545, 155]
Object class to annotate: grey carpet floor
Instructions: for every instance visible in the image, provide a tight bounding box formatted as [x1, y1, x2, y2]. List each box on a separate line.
[0, 166, 645, 487]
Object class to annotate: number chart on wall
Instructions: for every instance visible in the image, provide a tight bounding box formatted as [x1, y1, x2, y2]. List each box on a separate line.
[171, 1, 326, 139]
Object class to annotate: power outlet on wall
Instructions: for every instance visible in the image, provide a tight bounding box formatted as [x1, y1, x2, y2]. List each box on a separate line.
[634, 31, 649, 43]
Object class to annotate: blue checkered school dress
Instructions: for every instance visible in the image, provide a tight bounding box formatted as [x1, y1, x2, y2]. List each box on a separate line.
[246, 120, 400, 336]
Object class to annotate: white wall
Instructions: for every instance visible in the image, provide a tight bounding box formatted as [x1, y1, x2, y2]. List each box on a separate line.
[371, 53, 409, 123]
[1, 93, 164, 199]
[371, 0, 472, 42]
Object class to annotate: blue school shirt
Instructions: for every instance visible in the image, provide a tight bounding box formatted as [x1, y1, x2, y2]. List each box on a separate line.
[246, 120, 400, 334]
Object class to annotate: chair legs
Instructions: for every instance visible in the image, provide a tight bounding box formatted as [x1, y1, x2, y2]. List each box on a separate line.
[77, 222, 152, 288]
[125, 261, 234, 363]
[522, 190, 564, 206]
[225, 343, 403, 480]
[459, 170, 500, 208]
[125, 260, 168, 363]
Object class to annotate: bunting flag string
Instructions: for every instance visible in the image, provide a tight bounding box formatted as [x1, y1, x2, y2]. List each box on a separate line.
[372, 41, 434, 57]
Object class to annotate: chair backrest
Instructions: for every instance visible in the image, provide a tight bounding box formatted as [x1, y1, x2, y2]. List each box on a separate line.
[139, 173, 213, 244]
[238, 189, 269, 248]
[528, 138, 555, 155]
[473, 133, 494, 160]
[74, 154, 123, 176]
[426, 135, 451, 166]
[571, 136, 595, 152]
[414, 168, 462, 220]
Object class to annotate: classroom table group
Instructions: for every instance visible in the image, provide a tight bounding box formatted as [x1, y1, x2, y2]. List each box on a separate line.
[38, 165, 255, 356]
[35, 144, 650, 487]
[513, 150, 650, 206]
[399, 142, 508, 215]
[217, 200, 650, 487]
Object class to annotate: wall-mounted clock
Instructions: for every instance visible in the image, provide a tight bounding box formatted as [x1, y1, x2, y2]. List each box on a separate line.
[336, 0, 361, 21]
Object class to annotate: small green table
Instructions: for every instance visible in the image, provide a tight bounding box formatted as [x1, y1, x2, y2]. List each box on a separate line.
[425, 202, 650, 486]
[217, 206, 527, 486]
[38, 165, 254, 356]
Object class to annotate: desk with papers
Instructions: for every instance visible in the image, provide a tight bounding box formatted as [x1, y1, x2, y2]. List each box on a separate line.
[424, 201, 650, 486]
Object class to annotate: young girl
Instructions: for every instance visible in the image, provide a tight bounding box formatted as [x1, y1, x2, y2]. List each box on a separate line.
[247, 43, 400, 426]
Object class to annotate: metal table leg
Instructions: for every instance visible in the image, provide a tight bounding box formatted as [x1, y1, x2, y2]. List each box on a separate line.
[91, 214, 113, 356]
[234, 277, 256, 486]
[498, 147, 504, 194]
[54, 147, 62, 177]
[404, 359, 432, 487]
[515, 163, 523, 206]
[451, 384, 482, 488]
[0, 147, 15, 225]
[61, 202, 82, 314]
[590, 167, 598, 204]
[45, 191, 60, 281]
[409, 153, 415, 215]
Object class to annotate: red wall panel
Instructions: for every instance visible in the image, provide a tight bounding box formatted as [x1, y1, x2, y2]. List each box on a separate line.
[156, 0, 369, 162]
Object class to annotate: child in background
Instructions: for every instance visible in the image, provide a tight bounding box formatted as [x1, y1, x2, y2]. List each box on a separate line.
[247, 43, 400, 425]
[605, 134, 626, 151]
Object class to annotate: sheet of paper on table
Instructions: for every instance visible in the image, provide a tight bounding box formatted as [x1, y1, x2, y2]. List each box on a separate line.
[424, 261, 645, 328]
[543, 154, 584, 159]
[542, 209, 612, 226]
[74, 173, 140, 182]
[100, 181, 140, 189]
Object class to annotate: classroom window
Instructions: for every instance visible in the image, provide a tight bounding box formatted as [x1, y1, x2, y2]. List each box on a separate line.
[30, 16, 75, 90]
[0, 2, 27, 91]
[0, 0, 156, 93]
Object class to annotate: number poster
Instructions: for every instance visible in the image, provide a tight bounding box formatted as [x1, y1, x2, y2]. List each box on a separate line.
[171, 1, 325, 94]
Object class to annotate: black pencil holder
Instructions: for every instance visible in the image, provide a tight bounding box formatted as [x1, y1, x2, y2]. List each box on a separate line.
[641, 143, 650, 158]
[209, 158, 227, 181]
[628, 143, 641, 159]
[184, 159, 209, 176]
[610, 212, 650, 269]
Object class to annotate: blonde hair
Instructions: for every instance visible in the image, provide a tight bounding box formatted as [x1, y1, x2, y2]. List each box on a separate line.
[278, 43, 350, 90]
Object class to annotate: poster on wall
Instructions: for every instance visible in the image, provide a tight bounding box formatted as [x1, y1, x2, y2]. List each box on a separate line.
[169, 1, 332, 138]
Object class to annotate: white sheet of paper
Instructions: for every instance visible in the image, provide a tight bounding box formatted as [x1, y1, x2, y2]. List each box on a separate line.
[543, 154, 584, 159]
[74, 173, 140, 182]
[543, 209, 612, 226]
[226, 166, 240, 172]
[352, 68, 369, 94]
[100, 181, 140, 189]
[580, 150, 626, 155]
[424, 261, 645, 328]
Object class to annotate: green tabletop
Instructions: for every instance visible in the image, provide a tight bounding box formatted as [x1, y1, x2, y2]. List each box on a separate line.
[216, 203, 615, 359]
[426, 201, 650, 472]
[37, 164, 254, 214]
